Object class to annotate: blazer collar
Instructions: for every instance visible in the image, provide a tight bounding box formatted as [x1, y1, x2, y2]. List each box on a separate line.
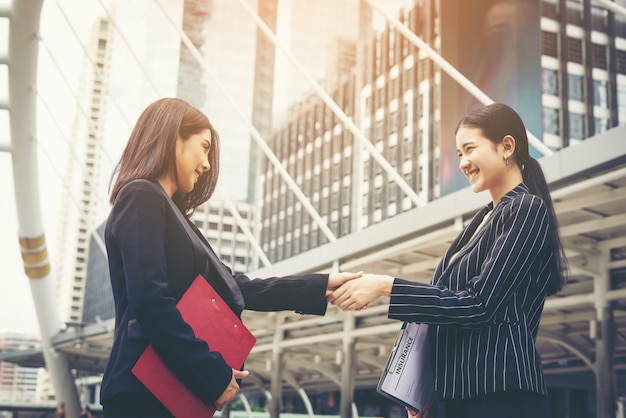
[497, 182, 529, 207]
[435, 182, 530, 283]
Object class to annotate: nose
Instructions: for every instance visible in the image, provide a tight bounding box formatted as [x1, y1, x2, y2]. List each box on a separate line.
[202, 155, 211, 172]
[459, 155, 469, 171]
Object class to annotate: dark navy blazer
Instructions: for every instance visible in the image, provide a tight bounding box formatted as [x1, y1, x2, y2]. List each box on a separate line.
[388, 183, 559, 400]
[100, 180, 328, 407]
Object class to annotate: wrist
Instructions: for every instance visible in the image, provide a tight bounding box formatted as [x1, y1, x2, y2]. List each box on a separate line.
[381, 275, 394, 297]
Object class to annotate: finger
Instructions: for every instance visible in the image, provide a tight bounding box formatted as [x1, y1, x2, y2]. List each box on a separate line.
[343, 271, 363, 282]
[329, 286, 347, 303]
[338, 297, 359, 311]
[233, 370, 249, 379]
[330, 291, 351, 306]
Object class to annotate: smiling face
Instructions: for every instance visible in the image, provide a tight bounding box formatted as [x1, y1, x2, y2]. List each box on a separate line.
[175, 129, 212, 194]
[456, 126, 522, 203]
[158, 129, 212, 197]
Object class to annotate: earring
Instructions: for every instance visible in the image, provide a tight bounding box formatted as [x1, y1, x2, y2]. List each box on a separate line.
[504, 156, 509, 166]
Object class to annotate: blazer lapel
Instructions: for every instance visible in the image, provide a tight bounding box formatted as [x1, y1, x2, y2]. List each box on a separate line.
[156, 184, 246, 314]
[193, 229, 246, 313]
[434, 204, 492, 285]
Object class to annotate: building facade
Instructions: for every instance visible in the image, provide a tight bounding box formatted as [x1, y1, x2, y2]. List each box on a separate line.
[52, 16, 113, 327]
[0, 333, 41, 403]
[258, 0, 626, 264]
[540, 0, 626, 148]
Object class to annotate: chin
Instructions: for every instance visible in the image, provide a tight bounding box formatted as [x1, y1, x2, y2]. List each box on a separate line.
[180, 184, 194, 194]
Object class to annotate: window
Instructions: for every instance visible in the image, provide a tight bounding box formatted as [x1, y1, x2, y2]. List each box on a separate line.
[541, 31, 558, 58]
[542, 0, 558, 19]
[542, 68, 559, 96]
[617, 50, 626, 74]
[594, 117, 609, 134]
[594, 80, 608, 108]
[567, 37, 583, 64]
[569, 112, 585, 140]
[592, 44, 607, 69]
[618, 85, 626, 113]
[543, 107, 560, 135]
[568, 74, 584, 101]
[566, 0, 583, 25]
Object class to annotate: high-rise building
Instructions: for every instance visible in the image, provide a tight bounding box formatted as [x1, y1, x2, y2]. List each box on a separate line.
[539, 0, 626, 145]
[0, 332, 41, 403]
[258, 0, 626, 263]
[192, 199, 260, 274]
[272, 0, 361, 122]
[53, 16, 113, 325]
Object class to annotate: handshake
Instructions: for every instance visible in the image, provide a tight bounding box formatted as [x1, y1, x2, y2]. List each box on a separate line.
[214, 271, 394, 411]
[326, 271, 394, 311]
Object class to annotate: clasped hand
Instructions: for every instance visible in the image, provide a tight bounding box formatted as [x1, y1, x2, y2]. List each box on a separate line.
[214, 271, 392, 410]
[327, 273, 394, 311]
[214, 369, 249, 411]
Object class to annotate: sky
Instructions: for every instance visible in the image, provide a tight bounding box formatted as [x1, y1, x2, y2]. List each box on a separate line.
[0, 0, 414, 336]
[0, 0, 104, 334]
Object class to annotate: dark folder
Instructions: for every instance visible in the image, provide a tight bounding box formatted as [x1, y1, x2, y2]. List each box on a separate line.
[132, 274, 256, 417]
[376, 322, 434, 412]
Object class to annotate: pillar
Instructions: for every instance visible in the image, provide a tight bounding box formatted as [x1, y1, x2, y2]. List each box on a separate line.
[9, 1, 80, 416]
[340, 312, 356, 418]
[269, 316, 284, 418]
[595, 249, 616, 418]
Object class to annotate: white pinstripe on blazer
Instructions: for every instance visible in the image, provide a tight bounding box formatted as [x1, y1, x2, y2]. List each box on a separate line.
[388, 183, 559, 400]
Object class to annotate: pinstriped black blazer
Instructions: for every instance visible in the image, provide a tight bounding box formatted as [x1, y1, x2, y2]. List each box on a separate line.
[388, 183, 559, 400]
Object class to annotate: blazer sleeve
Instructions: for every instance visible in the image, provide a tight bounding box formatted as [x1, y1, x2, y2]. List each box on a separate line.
[110, 183, 232, 405]
[231, 268, 329, 315]
[185, 221, 330, 315]
[388, 194, 552, 326]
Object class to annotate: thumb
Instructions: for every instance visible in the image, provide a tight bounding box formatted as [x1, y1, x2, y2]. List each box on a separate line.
[233, 369, 249, 379]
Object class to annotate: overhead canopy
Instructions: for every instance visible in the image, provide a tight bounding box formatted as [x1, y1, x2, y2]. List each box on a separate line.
[3, 125, 625, 397]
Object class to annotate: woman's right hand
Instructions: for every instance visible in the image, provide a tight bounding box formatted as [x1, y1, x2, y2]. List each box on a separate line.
[406, 402, 435, 418]
[213, 369, 249, 411]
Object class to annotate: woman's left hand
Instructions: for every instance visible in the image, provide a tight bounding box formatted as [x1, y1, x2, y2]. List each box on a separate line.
[327, 273, 394, 311]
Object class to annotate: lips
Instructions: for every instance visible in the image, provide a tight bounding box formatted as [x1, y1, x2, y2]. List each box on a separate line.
[466, 168, 479, 182]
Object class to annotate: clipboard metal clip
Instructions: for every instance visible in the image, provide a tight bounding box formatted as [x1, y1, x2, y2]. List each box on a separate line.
[383, 322, 408, 373]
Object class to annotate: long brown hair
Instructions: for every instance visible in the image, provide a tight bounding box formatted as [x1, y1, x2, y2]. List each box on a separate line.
[109, 98, 220, 216]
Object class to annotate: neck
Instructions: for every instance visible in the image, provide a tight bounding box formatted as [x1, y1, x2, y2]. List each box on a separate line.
[156, 175, 176, 197]
[490, 170, 523, 205]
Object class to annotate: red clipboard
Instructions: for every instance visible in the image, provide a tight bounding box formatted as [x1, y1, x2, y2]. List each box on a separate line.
[132, 274, 256, 417]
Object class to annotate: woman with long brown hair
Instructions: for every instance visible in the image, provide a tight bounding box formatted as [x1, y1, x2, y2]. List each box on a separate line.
[101, 98, 360, 417]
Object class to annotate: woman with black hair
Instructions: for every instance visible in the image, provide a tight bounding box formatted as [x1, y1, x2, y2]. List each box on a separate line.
[329, 103, 568, 418]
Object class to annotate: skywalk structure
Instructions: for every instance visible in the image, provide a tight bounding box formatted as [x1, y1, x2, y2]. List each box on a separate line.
[2, 1, 626, 418]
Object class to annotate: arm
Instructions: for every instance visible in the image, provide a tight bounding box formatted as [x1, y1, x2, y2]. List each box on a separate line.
[331, 195, 552, 326]
[233, 269, 362, 315]
[186, 220, 361, 315]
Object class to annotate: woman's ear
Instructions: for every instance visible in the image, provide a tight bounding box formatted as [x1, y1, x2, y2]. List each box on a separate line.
[501, 135, 516, 159]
